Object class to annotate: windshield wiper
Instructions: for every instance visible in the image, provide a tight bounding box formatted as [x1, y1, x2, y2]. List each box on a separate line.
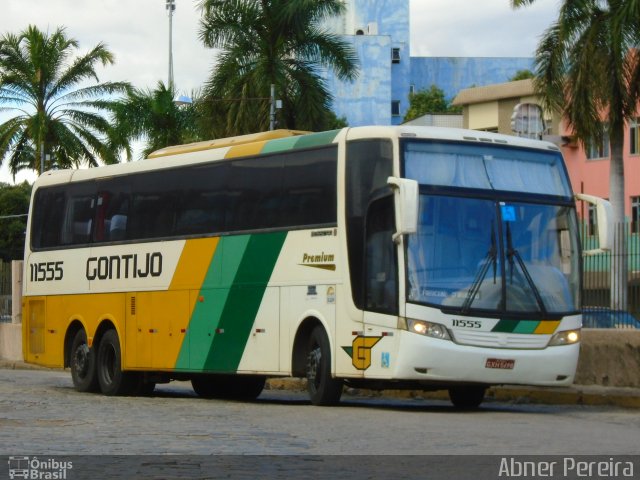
[505, 222, 548, 315]
[461, 223, 497, 314]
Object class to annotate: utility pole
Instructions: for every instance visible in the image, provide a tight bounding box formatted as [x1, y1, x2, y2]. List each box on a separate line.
[270, 84, 275, 131]
[166, 0, 176, 87]
[269, 84, 282, 131]
[40, 141, 44, 175]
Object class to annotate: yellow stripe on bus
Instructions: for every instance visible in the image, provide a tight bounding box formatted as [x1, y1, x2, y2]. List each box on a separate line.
[534, 321, 561, 334]
[169, 236, 219, 301]
[225, 141, 268, 158]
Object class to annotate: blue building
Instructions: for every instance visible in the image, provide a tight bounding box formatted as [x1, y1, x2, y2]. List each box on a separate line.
[323, 0, 534, 126]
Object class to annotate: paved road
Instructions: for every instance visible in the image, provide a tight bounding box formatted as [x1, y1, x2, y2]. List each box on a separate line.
[1, 368, 639, 457]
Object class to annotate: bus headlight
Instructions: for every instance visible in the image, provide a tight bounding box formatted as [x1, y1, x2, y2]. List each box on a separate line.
[404, 319, 452, 341]
[548, 329, 580, 346]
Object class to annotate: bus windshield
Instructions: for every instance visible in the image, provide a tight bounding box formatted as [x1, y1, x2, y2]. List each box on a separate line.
[403, 140, 580, 316]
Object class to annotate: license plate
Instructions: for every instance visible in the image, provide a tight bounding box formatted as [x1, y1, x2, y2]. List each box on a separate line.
[485, 358, 515, 369]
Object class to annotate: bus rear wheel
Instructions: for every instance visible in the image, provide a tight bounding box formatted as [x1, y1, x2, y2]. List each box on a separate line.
[448, 386, 486, 409]
[70, 329, 99, 392]
[306, 326, 343, 406]
[192, 374, 265, 400]
[96, 329, 138, 396]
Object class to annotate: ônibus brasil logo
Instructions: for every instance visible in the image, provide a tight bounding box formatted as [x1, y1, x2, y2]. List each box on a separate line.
[8, 457, 72, 479]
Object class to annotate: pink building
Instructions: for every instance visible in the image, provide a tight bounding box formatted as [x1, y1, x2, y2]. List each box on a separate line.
[561, 116, 640, 228]
[453, 80, 640, 228]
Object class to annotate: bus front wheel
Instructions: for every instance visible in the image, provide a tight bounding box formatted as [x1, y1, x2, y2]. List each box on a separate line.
[96, 329, 138, 396]
[70, 329, 99, 392]
[448, 386, 486, 409]
[306, 326, 343, 406]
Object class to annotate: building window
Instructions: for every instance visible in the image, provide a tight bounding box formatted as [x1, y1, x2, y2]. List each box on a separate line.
[632, 196, 640, 234]
[391, 48, 401, 64]
[586, 124, 610, 159]
[631, 117, 639, 155]
[391, 100, 401, 116]
[409, 84, 415, 96]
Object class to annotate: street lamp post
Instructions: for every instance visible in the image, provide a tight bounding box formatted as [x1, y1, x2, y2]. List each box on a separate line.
[166, 0, 176, 87]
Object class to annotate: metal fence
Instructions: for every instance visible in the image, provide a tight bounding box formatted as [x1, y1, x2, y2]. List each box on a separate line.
[0, 261, 11, 323]
[581, 222, 640, 328]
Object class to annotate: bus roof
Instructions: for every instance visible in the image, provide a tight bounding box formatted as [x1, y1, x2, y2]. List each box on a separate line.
[33, 126, 561, 188]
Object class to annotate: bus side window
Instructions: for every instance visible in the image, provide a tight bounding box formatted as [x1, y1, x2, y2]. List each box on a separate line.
[346, 139, 394, 310]
[365, 196, 398, 315]
[62, 195, 95, 245]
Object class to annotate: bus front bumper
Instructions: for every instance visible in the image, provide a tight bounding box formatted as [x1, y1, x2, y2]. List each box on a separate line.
[390, 330, 580, 387]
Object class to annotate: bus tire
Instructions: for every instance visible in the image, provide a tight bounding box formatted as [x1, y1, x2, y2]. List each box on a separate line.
[96, 329, 138, 396]
[192, 375, 265, 400]
[448, 386, 486, 409]
[306, 326, 343, 406]
[70, 329, 99, 393]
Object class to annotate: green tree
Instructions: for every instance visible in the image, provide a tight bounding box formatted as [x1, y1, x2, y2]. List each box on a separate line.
[198, 0, 358, 135]
[509, 69, 535, 81]
[512, 0, 640, 310]
[0, 25, 130, 176]
[403, 85, 461, 123]
[108, 82, 203, 159]
[0, 182, 31, 260]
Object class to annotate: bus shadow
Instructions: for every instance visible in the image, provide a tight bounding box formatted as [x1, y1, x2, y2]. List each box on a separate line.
[55, 383, 539, 413]
[255, 392, 533, 414]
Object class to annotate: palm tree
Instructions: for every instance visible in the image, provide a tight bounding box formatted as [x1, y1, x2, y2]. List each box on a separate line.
[511, 0, 640, 310]
[198, 0, 358, 135]
[108, 81, 203, 159]
[0, 25, 130, 176]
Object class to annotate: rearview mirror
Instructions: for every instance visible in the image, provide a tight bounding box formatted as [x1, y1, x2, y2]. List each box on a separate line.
[575, 193, 613, 255]
[388, 176, 419, 243]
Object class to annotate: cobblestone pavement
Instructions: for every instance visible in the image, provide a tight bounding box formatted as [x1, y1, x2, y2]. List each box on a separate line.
[1, 368, 639, 459]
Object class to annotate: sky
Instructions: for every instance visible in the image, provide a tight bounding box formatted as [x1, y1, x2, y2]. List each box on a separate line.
[0, 0, 560, 185]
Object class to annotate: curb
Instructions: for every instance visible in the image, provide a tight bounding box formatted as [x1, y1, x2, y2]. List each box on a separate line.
[3, 360, 639, 409]
[265, 378, 640, 409]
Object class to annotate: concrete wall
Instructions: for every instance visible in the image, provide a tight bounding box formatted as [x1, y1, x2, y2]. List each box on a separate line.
[0, 261, 23, 362]
[0, 323, 22, 361]
[575, 329, 640, 388]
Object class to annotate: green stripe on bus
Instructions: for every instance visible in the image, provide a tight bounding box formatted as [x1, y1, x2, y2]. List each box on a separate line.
[261, 136, 301, 154]
[492, 319, 541, 334]
[202, 231, 287, 372]
[175, 235, 251, 370]
[491, 319, 517, 333]
[293, 130, 339, 149]
[512, 320, 540, 334]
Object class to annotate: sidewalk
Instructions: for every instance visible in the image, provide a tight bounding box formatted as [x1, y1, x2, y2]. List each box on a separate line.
[3, 359, 638, 408]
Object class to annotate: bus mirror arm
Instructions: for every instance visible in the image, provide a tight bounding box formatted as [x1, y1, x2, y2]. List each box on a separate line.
[388, 177, 419, 244]
[575, 193, 613, 254]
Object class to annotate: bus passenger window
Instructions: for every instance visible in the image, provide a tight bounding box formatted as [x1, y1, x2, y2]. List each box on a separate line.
[31, 189, 66, 249]
[62, 196, 95, 245]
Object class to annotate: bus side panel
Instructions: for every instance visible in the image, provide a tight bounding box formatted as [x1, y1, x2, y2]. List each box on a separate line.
[23, 297, 50, 366]
[24, 293, 126, 368]
[124, 290, 191, 371]
[236, 287, 280, 373]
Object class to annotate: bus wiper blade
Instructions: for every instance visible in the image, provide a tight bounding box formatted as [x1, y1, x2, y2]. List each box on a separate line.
[506, 223, 547, 316]
[461, 225, 497, 314]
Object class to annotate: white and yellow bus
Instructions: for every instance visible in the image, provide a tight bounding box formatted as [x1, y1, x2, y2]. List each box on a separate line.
[22, 126, 611, 407]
